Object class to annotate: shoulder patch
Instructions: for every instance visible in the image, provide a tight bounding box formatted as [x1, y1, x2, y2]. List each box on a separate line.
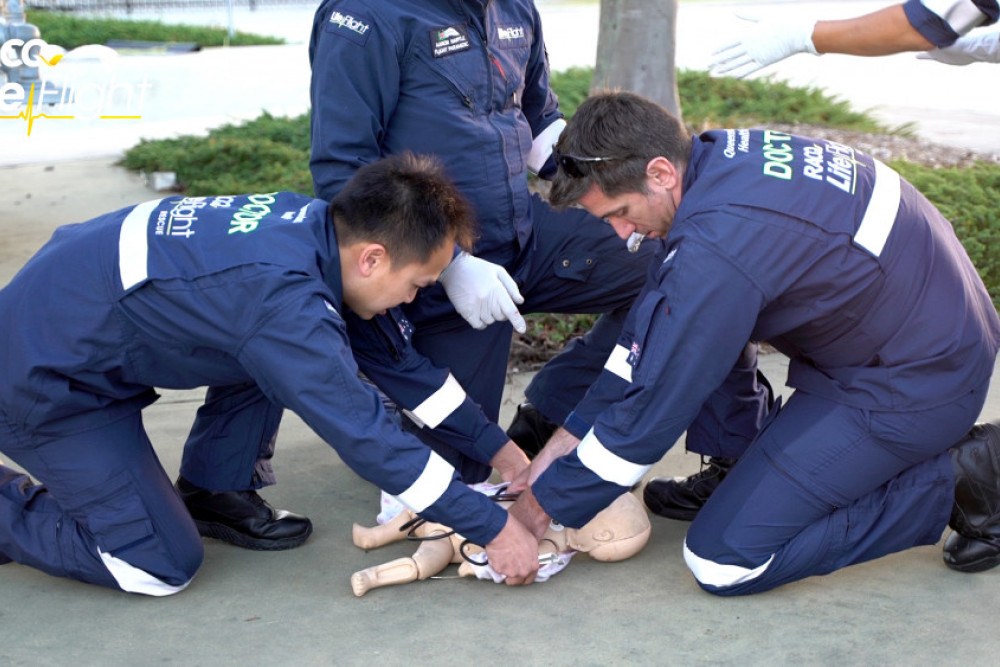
[325, 9, 373, 46]
[430, 24, 471, 57]
[496, 23, 530, 49]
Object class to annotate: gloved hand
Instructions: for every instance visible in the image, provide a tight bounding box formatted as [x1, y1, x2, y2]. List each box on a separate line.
[438, 252, 527, 333]
[917, 31, 1000, 65]
[710, 15, 819, 78]
[467, 551, 575, 583]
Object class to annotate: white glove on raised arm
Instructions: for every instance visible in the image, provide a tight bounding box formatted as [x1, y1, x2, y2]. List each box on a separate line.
[917, 30, 1000, 65]
[710, 15, 819, 78]
[438, 251, 527, 333]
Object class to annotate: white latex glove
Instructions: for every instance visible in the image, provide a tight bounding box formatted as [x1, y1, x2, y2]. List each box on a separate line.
[710, 15, 819, 78]
[438, 252, 526, 333]
[917, 31, 1000, 65]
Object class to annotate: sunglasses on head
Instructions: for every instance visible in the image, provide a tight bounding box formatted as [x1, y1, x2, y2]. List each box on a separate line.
[553, 148, 626, 178]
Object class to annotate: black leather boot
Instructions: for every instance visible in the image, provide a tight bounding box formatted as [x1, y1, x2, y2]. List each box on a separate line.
[643, 456, 736, 521]
[506, 402, 558, 459]
[176, 476, 313, 551]
[943, 420, 1000, 573]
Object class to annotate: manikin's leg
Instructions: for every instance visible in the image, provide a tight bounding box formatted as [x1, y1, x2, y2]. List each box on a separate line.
[351, 525, 457, 596]
[0, 412, 203, 595]
[352, 509, 418, 550]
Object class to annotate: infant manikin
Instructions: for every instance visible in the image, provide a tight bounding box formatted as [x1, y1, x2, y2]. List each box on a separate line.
[350, 491, 651, 597]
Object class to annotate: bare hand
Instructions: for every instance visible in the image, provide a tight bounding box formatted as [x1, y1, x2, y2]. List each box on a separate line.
[484, 513, 540, 585]
[490, 440, 530, 483]
[508, 487, 552, 541]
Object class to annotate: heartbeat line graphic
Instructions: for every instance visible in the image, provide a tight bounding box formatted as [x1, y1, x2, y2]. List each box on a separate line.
[0, 83, 143, 136]
[0, 84, 73, 136]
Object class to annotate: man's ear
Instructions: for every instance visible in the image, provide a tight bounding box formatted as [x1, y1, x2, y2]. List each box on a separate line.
[646, 157, 679, 189]
[357, 243, 388, 278]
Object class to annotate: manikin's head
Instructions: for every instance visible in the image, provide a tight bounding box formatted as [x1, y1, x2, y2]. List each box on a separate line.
[565, 492, 652, 562]
[332, 153, 477, 319]
[548, 91, 692, 244]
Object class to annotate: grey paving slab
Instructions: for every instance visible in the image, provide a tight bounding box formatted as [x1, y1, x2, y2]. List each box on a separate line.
[3, 158, 1000, 665]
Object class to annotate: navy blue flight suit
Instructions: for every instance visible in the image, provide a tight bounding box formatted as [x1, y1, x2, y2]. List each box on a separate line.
[532, 130, 1000, 595]
[0, 193, 513, 594]
[309, 0, 693, 482]
[903, 0, 998, 45]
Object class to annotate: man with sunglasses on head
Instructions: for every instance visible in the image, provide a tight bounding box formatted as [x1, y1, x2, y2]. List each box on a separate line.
[309, 0, 750, 493]
[506, 91, 1000, 592]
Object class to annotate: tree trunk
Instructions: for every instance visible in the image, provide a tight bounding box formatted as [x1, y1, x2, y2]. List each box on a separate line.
[591, 0, 682, 122]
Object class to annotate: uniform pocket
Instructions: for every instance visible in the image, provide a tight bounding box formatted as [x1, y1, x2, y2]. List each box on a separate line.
[552, 250, 600, 283]
[61, 470, 155, 555]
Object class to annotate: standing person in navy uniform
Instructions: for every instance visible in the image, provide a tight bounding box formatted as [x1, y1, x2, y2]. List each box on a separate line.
[0, 154, 540, 595]
[506, 92, 1000, 592]
[308, 0, 708, 481]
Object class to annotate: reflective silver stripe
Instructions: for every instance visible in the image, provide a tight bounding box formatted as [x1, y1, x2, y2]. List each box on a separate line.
[853, 159, 900, 258]
[397, 450, 454, 513]
[527, 118, 566, 173]
[604, 344, 633, 382]
[99, 548, 191, 596]
[577, 428, 650, 487]
[922, 0, 988, 34]
[407, 373, 466, 429]
[683, 538, 775, 588]
[118, 198, 162, 290]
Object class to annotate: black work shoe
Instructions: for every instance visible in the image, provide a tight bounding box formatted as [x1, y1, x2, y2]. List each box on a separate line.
[944, 421, 1000, 573]
[176, 476, 313, 551]
[643, 456, 736, 521]
[507, 402, 557, 459]
[0, 552, 11, 565]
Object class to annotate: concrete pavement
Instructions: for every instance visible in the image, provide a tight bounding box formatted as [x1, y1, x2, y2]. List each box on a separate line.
[3, 161, 1000, 665]
[3, 1, 1000, 663]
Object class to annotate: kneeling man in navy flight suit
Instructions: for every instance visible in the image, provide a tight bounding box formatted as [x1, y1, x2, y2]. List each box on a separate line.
[507, 91, 1000, 592]
[0, 153, 539, 595]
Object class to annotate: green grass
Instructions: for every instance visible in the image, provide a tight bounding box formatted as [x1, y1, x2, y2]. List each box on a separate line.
[28, 10, 284, 50]
[119, 67, 1000, 310]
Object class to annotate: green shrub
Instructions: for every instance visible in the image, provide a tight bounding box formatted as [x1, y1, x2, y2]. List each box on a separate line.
[28, 10, 284, 50]
[120, 66, 1000, 324]
[550, 68, 892, 132]
[121, 131, 312, 195]
[892, 160, 1000, 309]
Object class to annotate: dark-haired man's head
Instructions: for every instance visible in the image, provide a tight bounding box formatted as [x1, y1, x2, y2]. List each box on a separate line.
[549, 91, 691, 243]
[332, 153, 477, 318]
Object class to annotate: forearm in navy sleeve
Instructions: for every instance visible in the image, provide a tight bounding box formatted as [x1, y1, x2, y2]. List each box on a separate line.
[237, 285, 507, 544]
[309, 0, 401, 200]
[903, 0, 998, 46]
[347, 309, 510, 464]
[533, 241, 764, 527]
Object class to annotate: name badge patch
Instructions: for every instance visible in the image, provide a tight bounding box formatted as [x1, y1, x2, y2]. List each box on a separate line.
[431, 24, 471, 57]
